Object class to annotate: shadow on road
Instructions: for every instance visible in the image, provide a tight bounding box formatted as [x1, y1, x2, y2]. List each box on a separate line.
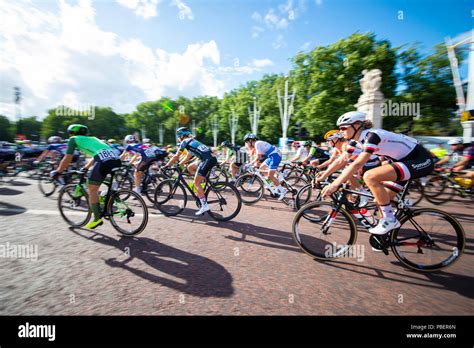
[0, 202, 26, 216]
[319, 258, 474, 299]
[0, 187, 23, 196]
[208, 220, 302, 253]
[3, 180, 32, 187]
[451, 212, 474, 223]
[69, 227, 234, 298]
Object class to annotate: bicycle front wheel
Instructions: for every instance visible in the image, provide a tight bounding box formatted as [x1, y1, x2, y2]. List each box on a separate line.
[38, 174, 57, 197]
[153, 179, 187, 216]
[108, 190, 149, 236]
[234, 174, 264, 204]
[205, 182, 242, 221]
[391, 208, 465, 271]
[58, 184, 91, 227]
[292, 201, 358, 260]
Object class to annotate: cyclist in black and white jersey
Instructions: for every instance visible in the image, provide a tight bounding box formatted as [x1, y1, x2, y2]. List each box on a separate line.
[164, 127, 217, 216]
[321, 111, 436, 235]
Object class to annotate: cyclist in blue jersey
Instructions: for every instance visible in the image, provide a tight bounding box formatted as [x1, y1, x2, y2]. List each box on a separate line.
[244, 133, 287, 200]
[36, 136, 80, 165]
[164, 127, 217, 216]
[120, 134, 159, 195]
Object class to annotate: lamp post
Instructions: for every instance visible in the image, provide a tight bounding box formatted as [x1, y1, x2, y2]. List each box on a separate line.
[248, 97, 260, 135]
[229, 109, 239, 145]
[277, 76, 296, 151]
[211, 115, 219, 147]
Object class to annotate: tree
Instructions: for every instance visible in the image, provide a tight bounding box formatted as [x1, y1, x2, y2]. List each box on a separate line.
[0, 115, 14, 141]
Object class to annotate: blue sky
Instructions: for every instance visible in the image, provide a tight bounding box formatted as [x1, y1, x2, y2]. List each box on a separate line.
[0, 0, 472, 119]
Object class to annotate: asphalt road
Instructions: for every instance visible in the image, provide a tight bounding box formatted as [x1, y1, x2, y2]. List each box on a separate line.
[0, 177, 473, 315]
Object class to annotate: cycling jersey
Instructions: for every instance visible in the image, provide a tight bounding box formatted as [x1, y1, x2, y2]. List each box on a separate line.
[359, 128, 418, 160]
[47, 144, 68, 155]
[109, 144, 124, 157]
[445, 145, 474, 169]
[179, 138, 212, 160]
[255, 141, 278, 157]
[309, 146, 330, 162]
[295, 146, 309, 160]
[125, 143, 156, 159]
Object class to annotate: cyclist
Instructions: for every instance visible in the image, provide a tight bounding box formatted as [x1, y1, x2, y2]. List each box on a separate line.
[164, 127, 217, 216]
[36, 136, 81, 167]
[120, 135, 159, 195]
[436, 138, 474, 172]
[321, 111, 436, 235]
[302, 142, 330, 169]
[51, 124, 121, 229]
[221, 140, 248, 182]
[244, 133, 287, 200]
[107, 139, 125, 157]
[289, 141, 310, 163]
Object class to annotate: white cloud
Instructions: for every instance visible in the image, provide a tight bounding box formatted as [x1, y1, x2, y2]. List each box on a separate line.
[116, 0, 160, 19]
[315, 0, 323, 6]
[217, 58, 274, 75]
[252, 59, 274, 68]
[251, 26, 264, 39]
[300, 41, 311, 50]
[0, 0, 225, 119]
[170, 0, 194, 20]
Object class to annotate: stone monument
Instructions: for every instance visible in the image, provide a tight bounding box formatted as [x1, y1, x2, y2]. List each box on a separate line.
[355, 69, 385, 129]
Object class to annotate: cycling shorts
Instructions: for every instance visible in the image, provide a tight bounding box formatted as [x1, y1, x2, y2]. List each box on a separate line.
[197, 156, 218, 178]
[88, 159, 121, 185]
[390, 144, 436, 181]
[136, 158, 158, 172]
[263, 152, 282, 170]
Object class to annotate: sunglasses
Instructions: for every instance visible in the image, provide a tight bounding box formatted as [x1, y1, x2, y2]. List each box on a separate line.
[339, 125, 350, 131]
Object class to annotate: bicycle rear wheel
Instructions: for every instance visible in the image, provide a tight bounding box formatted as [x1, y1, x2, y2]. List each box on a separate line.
[58, 184, 91, 227]
[423, 175, 452, 204]
[391, 208, 465, 271]
[234, 173, 264, 204]
[292, 201, 358, 259]
[153, 179, 187, 216]
[108, 190, 148, 236]
[282, 176, 309, 208]
[206, 182, 242, 221]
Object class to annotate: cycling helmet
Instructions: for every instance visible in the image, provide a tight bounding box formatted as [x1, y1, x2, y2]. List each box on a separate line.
[124, 134, 137, 144]
[176, 127, 191, 137]
[48, 136, 62, 144]
[303, 140, 312, 147]
[221, 141, 231, 147]
[448, 138, 464, 145]
[336, 111, 367, 126]
[243, 133, 257, 142]
[143, 138, 151, 144]
[108, 139, 117, 144]
[324, 130, 344, 141]
[67, 124, 88, 136]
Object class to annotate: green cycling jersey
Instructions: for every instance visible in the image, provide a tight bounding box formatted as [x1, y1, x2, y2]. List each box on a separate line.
[66, 135, 111, 157]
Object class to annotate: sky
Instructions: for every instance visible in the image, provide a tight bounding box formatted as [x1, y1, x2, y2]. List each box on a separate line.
[0, 0, 472, 120]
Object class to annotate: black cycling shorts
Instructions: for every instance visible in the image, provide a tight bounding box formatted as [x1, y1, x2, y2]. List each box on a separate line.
[390, 144, 436, 181]
[88, 158, 121, 185]
[136, 158, 158, 172]
[197, 156, 217, 178]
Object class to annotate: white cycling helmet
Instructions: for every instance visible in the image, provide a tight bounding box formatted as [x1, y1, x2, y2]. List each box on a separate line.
[448, 138, 464, 145]
[48, 136, 62, 144]
[124, 134, 137, 144]
[336, 111, 367, 126]
[143, 138, 151, 144]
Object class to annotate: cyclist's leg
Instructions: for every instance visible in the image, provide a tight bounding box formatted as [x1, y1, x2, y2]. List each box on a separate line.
[230, 162, 239, 179]
[134, 160, 146, 193]
[195, 157, 216, 214]
[187, 160, 198, 175]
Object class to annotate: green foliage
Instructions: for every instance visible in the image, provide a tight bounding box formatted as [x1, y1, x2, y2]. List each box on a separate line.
[0, 32, 462, 144]
[0, 115, 14, 142]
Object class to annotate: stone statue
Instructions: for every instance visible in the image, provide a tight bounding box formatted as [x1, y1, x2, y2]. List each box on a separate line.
[360, 69, 382, 95]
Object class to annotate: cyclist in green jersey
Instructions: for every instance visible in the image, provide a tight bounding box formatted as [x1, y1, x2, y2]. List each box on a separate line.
[51, 124, 121, 229]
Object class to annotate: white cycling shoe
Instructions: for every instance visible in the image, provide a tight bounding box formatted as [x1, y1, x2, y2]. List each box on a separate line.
[277, 188, 288, 201]
[195, 204, 210, 216]
[369, 218, 401, 235]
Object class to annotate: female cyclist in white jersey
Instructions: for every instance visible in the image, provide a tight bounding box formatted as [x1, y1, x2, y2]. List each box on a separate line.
[321, 111, 436, 235]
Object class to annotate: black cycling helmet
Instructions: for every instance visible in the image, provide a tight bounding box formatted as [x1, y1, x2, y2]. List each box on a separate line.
[243, 133, 257, 142]
[67, 124, 88, 136]
[221, 140, 231, 147]
[303, 140, 312, 147]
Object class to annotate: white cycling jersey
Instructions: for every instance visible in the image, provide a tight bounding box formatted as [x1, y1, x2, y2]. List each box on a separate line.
[255, 141, 278, 156]
[359, 128, 418, 160]
[295, 146, 309, 160]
